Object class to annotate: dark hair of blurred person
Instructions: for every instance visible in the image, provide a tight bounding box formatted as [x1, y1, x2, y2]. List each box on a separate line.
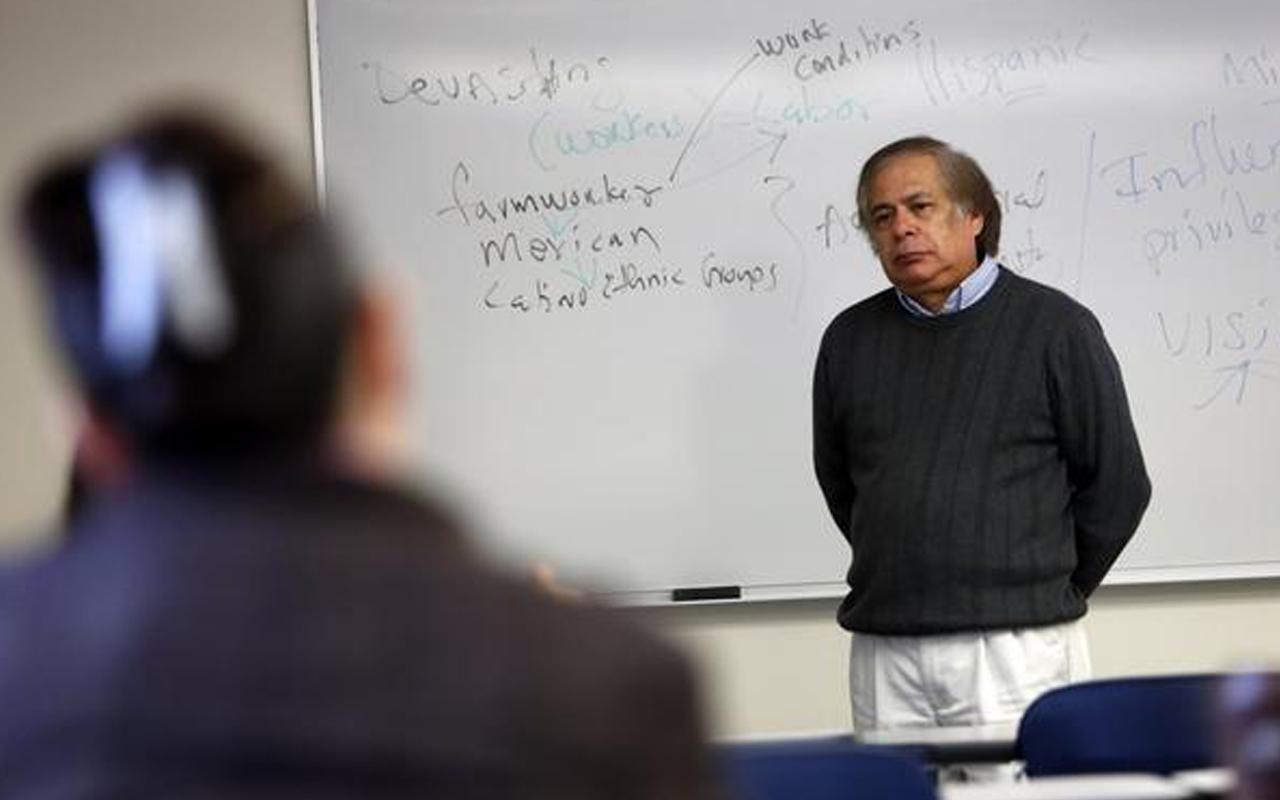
[1, 110, 719, 800]
[23, 116, 354, 466]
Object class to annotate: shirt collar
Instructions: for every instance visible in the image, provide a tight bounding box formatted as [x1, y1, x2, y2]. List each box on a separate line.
[896, 255, 1000, 318]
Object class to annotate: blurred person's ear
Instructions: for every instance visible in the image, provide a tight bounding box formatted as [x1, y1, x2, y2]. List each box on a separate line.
[331, 287, 407, 478]
[75, 407, 134, 492]
[528, 562, 584, 603]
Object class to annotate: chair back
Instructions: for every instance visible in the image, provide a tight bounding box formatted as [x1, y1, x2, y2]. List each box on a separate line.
[1016, 673, 1223, 777]
[720, 736, 935, 800]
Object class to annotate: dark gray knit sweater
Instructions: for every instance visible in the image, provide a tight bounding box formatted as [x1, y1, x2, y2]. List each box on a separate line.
[813, 268, 1150, 635]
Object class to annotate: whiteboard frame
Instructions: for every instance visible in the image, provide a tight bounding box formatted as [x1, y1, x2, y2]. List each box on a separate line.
[606, 562, 1280, 606]
[307, 0, 328, 210]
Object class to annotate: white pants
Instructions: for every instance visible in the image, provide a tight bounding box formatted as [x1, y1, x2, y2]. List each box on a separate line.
[849, 620, 1091, 733]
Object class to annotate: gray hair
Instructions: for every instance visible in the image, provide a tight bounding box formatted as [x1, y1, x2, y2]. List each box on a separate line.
[855, 136, 1001, 258]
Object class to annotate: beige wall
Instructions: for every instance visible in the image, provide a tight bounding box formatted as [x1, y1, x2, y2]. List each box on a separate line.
[2, 0, 1278, 739]
[647, 581, 1280, 736]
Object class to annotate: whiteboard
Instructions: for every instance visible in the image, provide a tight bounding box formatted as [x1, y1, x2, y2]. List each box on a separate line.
[309, 0, 1280, 602]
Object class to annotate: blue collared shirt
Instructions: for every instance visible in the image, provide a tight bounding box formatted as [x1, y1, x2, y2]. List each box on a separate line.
[895, 255, 1000, 317]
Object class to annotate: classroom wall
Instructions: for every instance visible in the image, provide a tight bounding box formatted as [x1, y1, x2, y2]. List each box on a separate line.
[2, 0, 1278, 739]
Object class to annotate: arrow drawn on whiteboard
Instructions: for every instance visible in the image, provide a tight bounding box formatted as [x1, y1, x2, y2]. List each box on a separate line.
[560, 256, 599, 290]
[1193, 358, 1280, 410]
[763, 174, 808, 321]
[760, 128, 788, 164]
[675, 128, 789, 191]
[668, 53, 761, 184]
[541, 209, 579, 238]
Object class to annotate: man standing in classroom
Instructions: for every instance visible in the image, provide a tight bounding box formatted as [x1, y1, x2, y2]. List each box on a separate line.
[812, 136, 1152, 734]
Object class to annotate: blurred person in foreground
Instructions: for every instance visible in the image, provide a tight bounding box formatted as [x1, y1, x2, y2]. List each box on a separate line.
[0, 111, 718, 800]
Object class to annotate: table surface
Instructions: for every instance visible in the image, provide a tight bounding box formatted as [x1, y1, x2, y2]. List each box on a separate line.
[857, 723, 1020, 766]
[941, 774, 1195, 800]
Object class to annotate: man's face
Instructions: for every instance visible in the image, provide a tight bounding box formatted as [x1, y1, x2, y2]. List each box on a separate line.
[864, 153, 984, 305]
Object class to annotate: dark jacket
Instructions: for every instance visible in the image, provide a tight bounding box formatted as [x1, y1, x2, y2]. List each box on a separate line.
[0, 464, 717, 799]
